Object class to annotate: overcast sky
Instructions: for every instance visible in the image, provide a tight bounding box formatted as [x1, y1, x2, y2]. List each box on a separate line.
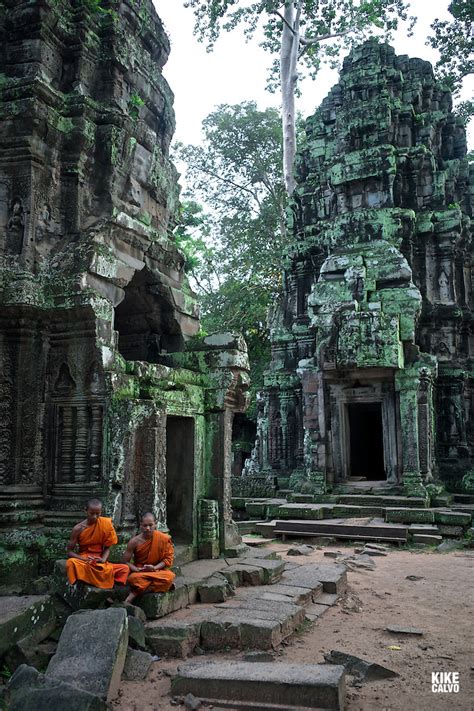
[155, 1, 472, 147]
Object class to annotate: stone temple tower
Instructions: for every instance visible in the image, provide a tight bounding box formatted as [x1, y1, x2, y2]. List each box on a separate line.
[243, 40, 472, 498]
[0, 0, 249, 590]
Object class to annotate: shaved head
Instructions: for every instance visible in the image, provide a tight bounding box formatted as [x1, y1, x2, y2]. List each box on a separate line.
[142, 512, 155, 521]
[86, 498, 103, 509]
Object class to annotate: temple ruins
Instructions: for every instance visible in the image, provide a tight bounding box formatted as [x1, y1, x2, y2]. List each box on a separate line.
[0, 0, 249, 591]
[241, 40, 473, 500]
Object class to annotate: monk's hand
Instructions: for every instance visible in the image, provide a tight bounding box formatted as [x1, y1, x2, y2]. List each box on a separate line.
[142, 564, 154, 571]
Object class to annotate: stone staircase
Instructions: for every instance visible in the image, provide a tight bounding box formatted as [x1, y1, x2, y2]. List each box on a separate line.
[142, 554, 347, 658]
[233, 490, 473, 544]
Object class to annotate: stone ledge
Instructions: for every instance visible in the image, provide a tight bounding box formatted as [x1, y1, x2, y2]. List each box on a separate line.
[172, 661, 346, 710]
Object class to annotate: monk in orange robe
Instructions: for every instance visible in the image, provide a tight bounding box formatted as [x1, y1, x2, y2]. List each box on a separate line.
[66, 498, 129, 589]
[122, 512, 176, 604]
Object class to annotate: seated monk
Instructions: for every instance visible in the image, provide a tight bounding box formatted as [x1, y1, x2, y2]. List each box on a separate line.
[122, 512, 176, 604]
[66, 498, 129, 589]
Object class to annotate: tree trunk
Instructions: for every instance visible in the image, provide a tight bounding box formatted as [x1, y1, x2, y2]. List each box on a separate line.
[280, 1, 300, 195]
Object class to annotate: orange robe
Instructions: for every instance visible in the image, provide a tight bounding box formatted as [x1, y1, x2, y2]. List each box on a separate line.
[127, 530, 176, 595]
[66, 517, 129, 589]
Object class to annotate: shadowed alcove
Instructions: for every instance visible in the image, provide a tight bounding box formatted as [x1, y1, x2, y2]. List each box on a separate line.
[114, 267, 184, 362]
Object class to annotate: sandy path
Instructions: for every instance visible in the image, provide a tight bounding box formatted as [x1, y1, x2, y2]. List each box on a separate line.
[114, 543, 473, 710]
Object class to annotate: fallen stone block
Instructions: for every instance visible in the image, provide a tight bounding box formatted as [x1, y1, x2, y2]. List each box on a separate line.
[128, 615, 146, 650]
[183, 692, 202, 710]
[6, 664, 105, 710]
[172, 660, 345, 710]
[253, 582, 316, 605]
[0, 594, 57, 657]
[197, 574, 234, 603]
[343, 554, 376, 570]
[437, 525, 464, 537]
[361, 547, 387, 557]
[4, 634, 56, 673]
[238, 557, 285, 584]
[361, 543, 388, 552]
[408, 524, 440, 536]
[46, 608, 128, 701]
[287, 544, 315, 556]
[146, 620, 201, 658]
[385, 508, 434, 524]
[434, 511, 471, 526]
[324, 650, 399, 682]
[122, 648, 153, 681]
[239, 548, 278, 560]
[255, 521, 277, 539]
[221, 564, 264, 586]
[137, 581, 189, 619]
[385, 626, 423, 636]
[200, 617, 241, 650]
[123, 602, 147, 623]
[412, 534, 442, 545]
[281, 563, 347, 594]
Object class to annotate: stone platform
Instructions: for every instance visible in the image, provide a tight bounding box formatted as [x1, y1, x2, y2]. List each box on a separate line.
[236, 493, 472, 545]
[172, 660, 346, 710]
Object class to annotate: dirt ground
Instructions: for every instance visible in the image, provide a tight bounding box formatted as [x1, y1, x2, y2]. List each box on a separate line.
[115, 542, 473, 711]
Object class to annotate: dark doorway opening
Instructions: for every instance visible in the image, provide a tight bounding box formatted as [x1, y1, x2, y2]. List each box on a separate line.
[348, 402, 385, 480]
[166, 416, 195, 543]
[114, 268, 184, 362]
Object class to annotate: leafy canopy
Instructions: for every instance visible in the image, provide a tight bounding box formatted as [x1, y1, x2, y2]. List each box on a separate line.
[184, 1, 415, 89]
[174, 102, 288, 415]
[427, 0, 474, 123]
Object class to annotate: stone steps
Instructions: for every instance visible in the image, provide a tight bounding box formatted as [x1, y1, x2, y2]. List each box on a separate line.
[138, 552, 285, 620]
[453, 493, 474, 504]
[237, 497, 472, 543]
[273, 519, 408, 543]
[145, 562, 347, 658]
[171, 660, 346, 710]
[336, 494, 428, 508]
[385, 508, 472, 526]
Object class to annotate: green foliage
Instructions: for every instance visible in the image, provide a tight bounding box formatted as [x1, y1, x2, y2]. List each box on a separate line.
[183, 0, 415, 88]
[174, 102, 288, 416]
[0, 664, 12, 680]
[128, 92, 145, 120]
[427, 0, 473, 104]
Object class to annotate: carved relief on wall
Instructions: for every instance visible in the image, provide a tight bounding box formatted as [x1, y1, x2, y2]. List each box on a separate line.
[0, 337, 14, 485]
[48, 360, 104, 485]
[6, 198, 25, 255]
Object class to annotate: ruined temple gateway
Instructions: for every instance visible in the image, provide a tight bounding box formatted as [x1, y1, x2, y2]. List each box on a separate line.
[0, 0, 249, 589]
[244, 42, 472, 497]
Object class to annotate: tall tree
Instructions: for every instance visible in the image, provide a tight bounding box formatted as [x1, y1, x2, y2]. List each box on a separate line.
[174, 102, 287, 414]
[184, 0, 414, 194]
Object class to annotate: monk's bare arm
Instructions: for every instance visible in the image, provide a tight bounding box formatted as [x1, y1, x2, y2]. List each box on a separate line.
[121, 537, 141, 572]
[100, 546, 111, 563]
[66, 525, 86, 560]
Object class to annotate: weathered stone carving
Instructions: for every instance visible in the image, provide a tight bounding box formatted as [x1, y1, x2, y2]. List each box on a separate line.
[245, 40, 472, 497]
[0, 0, 249, 589]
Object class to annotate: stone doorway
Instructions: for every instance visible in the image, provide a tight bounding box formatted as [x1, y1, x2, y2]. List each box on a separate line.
[166, 416, 195, 544]
[348, 402, 385, 481]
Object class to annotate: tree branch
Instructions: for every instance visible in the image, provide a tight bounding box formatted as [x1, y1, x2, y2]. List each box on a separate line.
[270, 9, 296, 36]
[197, 163, 260, 204]
[300, 28, 351, 46]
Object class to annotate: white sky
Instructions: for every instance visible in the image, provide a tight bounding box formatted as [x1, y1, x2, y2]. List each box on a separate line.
[155, 1, 472, 147]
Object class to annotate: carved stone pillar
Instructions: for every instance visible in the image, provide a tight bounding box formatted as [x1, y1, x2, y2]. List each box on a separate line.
[395, 370, 426, 497]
